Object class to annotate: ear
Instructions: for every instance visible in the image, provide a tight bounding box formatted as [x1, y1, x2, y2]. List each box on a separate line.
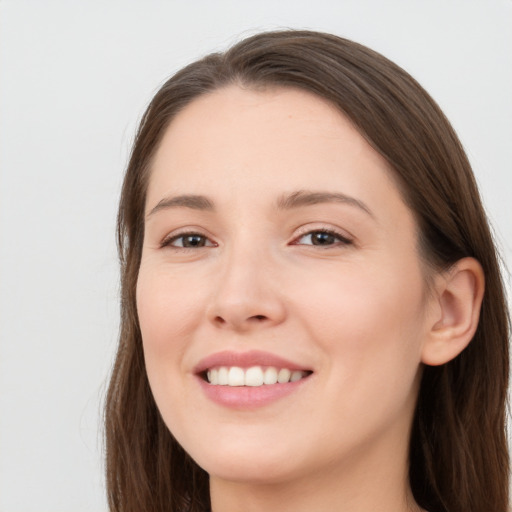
[421, 257, 485, 366]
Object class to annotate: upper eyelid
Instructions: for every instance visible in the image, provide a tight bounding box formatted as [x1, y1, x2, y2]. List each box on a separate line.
[161, 230, 216, 248]
[291, 230, 353, 246]
[292, 224, 353, 241]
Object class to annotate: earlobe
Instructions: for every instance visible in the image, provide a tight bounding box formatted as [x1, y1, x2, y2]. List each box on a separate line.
[421, 257, 485, 366]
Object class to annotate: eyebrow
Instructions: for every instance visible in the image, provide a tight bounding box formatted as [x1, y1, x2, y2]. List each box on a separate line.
[146, 190, 374, 218]
[276, 190, 374, 217]
[147, 194, 214, 218]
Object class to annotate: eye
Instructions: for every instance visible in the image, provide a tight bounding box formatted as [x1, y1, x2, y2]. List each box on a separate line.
[293, 229, 352, 247]
[161, 232, 216, 249]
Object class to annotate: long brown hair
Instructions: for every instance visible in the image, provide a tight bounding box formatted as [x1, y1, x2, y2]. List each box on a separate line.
[105, 30, 510, 512]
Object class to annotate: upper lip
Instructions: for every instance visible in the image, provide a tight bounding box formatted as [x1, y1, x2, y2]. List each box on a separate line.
[193, 350, 312, 374]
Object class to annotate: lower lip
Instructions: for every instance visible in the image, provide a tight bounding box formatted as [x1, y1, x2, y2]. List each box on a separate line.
[197, 376, 310, 409]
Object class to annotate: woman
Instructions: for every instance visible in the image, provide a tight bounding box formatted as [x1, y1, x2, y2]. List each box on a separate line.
[105, 30, 509, 512]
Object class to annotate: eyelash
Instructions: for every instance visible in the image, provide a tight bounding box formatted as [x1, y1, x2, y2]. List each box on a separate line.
[292, 228, 353, 247]
[160, 232, 216, 249]
[160, 228, 353, 250]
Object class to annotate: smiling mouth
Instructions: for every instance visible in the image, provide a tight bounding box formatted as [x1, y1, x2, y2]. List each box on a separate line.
[203, 366, 313, 387]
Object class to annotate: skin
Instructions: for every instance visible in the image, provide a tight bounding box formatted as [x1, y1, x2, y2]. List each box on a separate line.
[136, 85, 481, 512]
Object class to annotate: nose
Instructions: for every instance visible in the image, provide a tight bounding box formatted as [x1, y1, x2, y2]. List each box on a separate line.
[206, 244, 287, 332]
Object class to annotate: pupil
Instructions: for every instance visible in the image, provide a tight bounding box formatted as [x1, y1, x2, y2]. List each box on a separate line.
[313, 232, 334, 245]
[184, 235, 204, 247]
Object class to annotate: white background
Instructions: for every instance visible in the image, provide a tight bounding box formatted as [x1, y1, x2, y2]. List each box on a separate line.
[0, 1, 511, 511]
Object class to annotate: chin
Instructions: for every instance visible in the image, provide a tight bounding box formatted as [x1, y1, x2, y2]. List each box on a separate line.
[202, 457, 300, 485]
[184, 435, 306, 484]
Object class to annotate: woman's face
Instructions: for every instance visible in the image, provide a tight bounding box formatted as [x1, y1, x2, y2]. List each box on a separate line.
[137, 86, 434, 485]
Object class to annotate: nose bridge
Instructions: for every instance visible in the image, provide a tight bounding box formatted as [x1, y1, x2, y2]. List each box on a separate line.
[208, 232, 285, 330]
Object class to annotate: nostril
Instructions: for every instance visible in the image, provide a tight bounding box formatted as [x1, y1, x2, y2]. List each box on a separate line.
[211, 313, 271, 328]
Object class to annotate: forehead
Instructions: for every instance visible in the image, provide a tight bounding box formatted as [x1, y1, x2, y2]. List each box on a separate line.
[147, 85, 406, 220]
[154, 85, 368, 165]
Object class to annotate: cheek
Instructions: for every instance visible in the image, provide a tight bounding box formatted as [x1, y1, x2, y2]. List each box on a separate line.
[297, 258, 426, 379]
[136, 264, 205, 363]
[136, 265, 205, 432]
[299, 264, 426, 444]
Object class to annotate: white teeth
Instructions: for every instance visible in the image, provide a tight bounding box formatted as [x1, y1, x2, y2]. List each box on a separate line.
[290, 370, 303, 382]
[245, 366, 264, 386]
[206, 366, 309, 386]
[263, 367, 278, 385]
[228, 367, 245, 386]
[218, 367, 229, 385]
[207, 368, 218, 385]
[277, 368, 291, 383]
